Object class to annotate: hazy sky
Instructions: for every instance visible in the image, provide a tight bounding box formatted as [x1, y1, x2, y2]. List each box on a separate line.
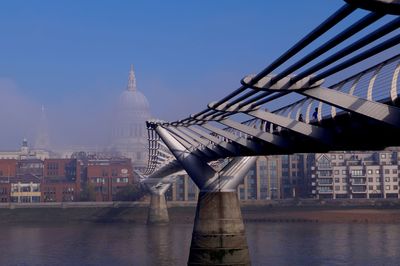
[0, 1, 397, 150]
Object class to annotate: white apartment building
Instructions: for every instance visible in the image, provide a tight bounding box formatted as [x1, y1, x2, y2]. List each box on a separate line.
[312, 151, 399, 199]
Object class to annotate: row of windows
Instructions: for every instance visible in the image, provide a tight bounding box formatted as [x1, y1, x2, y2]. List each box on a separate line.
[93, 177, 129, 183]
[11, 186, 40, 192]
[332, 177, 398, 183]
[101, 169, 125, 177]
[330, 184, 399, 191]
[322, 169, 399, 176]
[330, 154, 395, 160]
[47, 163, 59, 170]
[47, 171, 59, 176]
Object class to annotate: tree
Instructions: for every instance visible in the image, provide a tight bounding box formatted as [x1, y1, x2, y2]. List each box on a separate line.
[80, 183, 96, 201]
[115, 183, 145, 201]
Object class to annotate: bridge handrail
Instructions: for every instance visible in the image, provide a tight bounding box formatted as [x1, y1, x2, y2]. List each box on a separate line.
[144, 1, 400, 178]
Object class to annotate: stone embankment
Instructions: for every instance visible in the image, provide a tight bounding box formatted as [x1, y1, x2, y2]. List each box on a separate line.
[0, 198, 400, 224]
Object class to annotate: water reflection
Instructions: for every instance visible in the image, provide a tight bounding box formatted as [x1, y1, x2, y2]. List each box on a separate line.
[0, 223, 399, 265]
[248, 223, 400, 266]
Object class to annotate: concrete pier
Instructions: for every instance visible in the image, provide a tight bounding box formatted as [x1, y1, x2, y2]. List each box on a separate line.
[147, 193, 169, 225]
[188, 191, 250, 266]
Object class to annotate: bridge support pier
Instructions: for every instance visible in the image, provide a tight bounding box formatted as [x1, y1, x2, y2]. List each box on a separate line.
[188, 191, 250, 266]
[147, 192, 169, 225]
[145, 182, 171, 225]
[155, 126, 256, 265]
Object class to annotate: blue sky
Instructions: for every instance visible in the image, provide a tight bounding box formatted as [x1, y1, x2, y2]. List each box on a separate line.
[0, 1, 397, 149]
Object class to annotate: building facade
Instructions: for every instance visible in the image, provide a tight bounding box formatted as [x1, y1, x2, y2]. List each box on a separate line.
[165, 155, 311, 202]
[87, 157, 134, 201]
[0, 153, 135, 203]
[312, 151, 400, 199]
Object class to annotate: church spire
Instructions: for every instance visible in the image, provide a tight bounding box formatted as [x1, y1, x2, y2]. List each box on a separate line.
[34, 105, 50, 150]
[127, 64, 137, 91]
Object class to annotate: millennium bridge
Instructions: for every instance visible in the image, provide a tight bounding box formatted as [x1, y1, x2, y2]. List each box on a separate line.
[140, 1, 400, 265]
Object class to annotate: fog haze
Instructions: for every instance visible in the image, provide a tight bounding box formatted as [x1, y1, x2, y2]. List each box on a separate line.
[0, 0, 397, 151]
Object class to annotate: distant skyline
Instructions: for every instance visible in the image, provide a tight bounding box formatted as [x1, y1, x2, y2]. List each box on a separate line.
[0, 1, 398, 149]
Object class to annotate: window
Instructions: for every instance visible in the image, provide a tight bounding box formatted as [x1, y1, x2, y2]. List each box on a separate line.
[385, 177, 390, 182]
[96, 178, 105, 184]
[368, 169, 373, 174]
[335, 178, 340, 183]
[351, 169, 363, 176]
[319, 179, 332, 185]
[339, 155, 343, 159]
[317, 156, 331, 169]
[334, 170, 339, 175]
[342, 185, 348, 190]
[342, 178, 346, 183]
[394, 185, 399, 190]
[368, 177, 373, 182]
[393, 177, 398, 182]
[335, 186, 340, 191]
[331, 155, 336, 159]
[342, 170, 347, 175]
[385, 169, 390, 174]
[369, 186, 373, 190]
[376, 169, 380, 174]
[381, 154, 386, 159]
[319, 187, 332, 193]
[393, 169, 398, 174]
[376, 177, 381, 182]
[386, 185, 390, 190]
[377, 185, 382, 190]
[111, 169, 117, 177]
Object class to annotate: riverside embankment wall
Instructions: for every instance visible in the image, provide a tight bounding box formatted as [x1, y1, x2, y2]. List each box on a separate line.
[1, 199, 400, 224]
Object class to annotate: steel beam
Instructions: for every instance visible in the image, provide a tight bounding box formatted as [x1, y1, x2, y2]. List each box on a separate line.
[218, 118, 292, 150]
[301, 86, 400, 127]
[200, 123, 263, 153]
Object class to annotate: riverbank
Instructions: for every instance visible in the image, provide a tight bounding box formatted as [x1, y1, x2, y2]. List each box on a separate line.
[1, 199, 400, 224]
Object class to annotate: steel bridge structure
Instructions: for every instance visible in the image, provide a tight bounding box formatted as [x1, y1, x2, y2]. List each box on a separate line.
[141, 1, 400, 265]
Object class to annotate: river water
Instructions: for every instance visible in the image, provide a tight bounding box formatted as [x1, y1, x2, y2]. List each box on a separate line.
[0, 223, 399, 266]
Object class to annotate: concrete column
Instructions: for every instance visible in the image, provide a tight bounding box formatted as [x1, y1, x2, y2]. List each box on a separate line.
[154, 127, 256, 265]
[147, 192, 169, 225]
[188, 191, 250, 266]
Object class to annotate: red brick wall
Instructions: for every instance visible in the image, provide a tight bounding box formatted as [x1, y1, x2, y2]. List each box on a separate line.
[41, 182, 77, 202]
[87, 159, 134, 201]
[0, 159, 17, 177]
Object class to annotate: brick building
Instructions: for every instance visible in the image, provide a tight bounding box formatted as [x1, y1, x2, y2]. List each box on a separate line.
[0, 153, 135, 202]
[87, 157, 134, 201]
[41, 158, 83, 202]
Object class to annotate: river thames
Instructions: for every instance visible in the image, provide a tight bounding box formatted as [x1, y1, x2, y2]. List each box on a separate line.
[0, 222, 399, 265]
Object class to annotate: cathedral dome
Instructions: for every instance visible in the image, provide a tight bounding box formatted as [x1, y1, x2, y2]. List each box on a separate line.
[119, 90, 150, 111]
[111, 65, 151, 169]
